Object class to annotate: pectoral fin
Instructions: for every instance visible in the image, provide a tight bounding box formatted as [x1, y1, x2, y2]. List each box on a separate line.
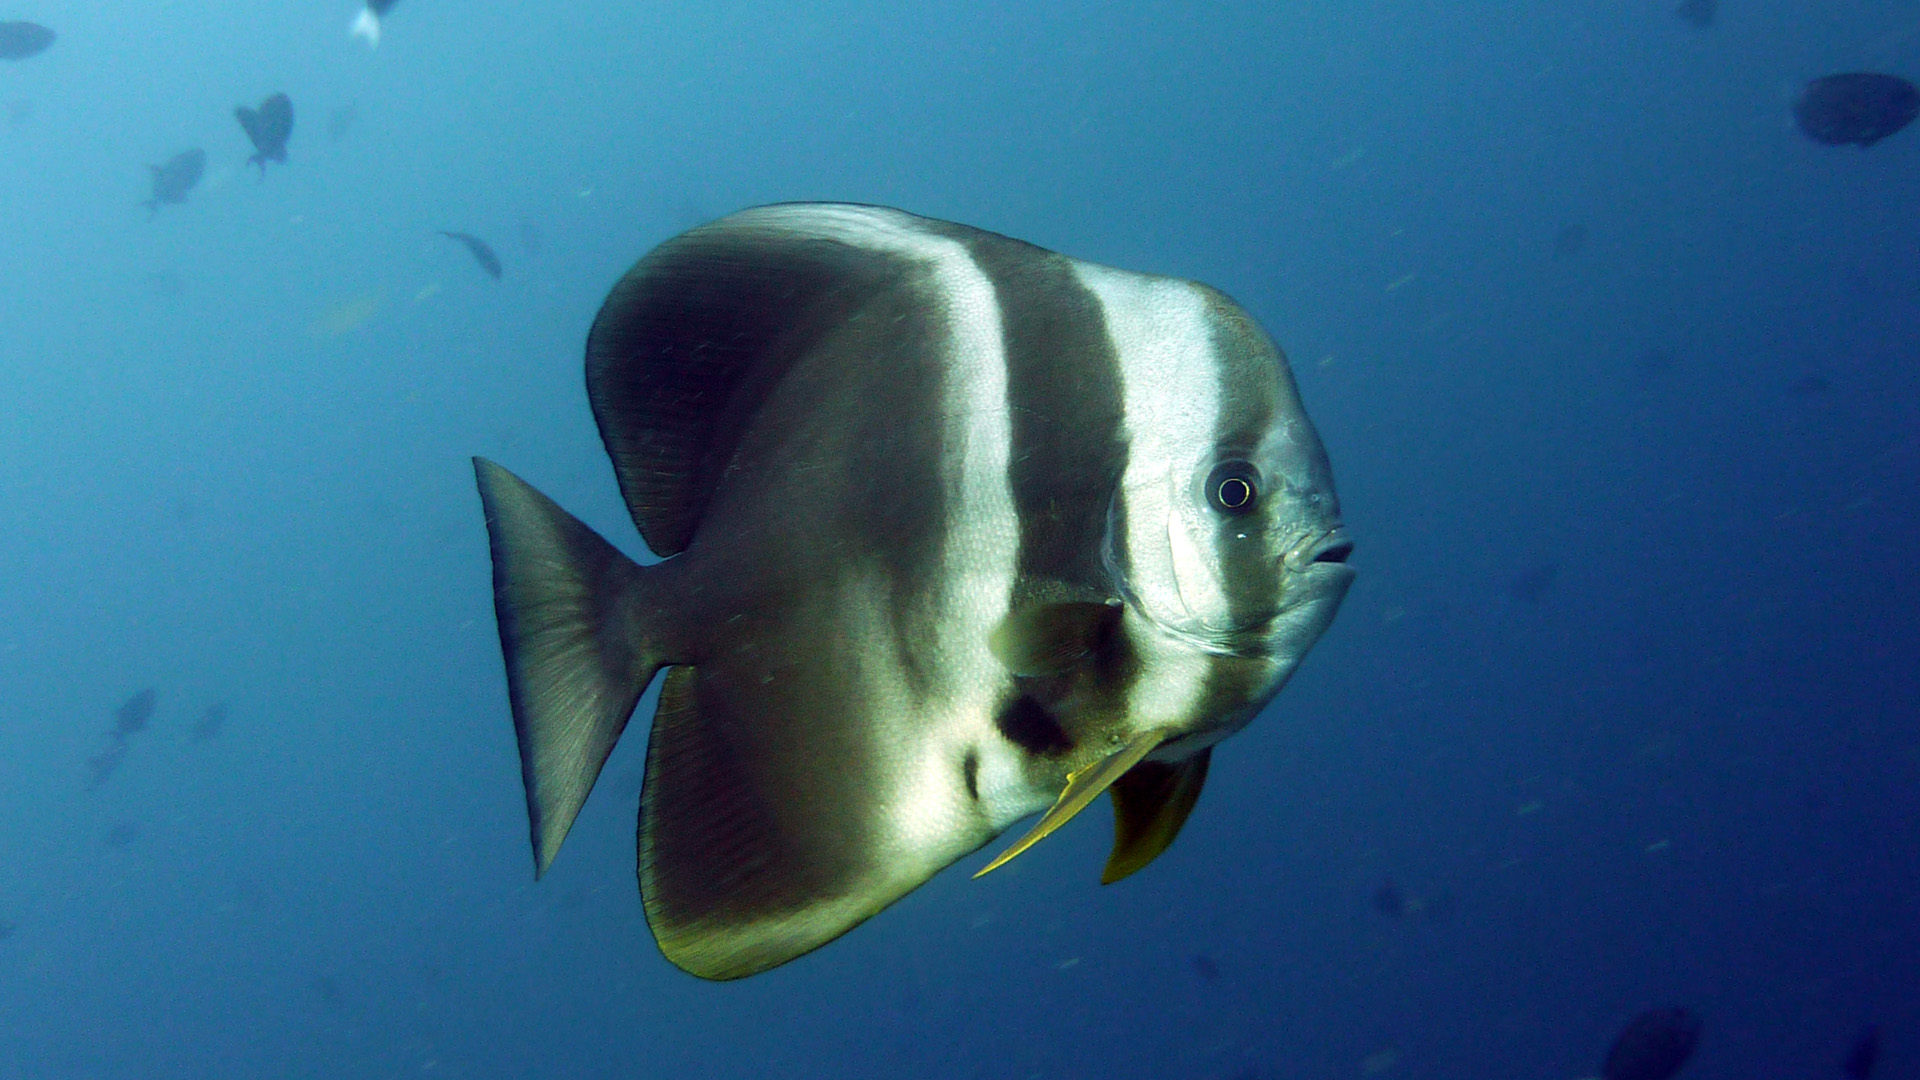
[987, 601, 1122, 677]
[974, 729, 1163, 878]
[1101, 748, 1211, 884]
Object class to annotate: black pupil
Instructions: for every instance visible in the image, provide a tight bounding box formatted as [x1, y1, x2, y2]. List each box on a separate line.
[1207, 463, 1259, 514]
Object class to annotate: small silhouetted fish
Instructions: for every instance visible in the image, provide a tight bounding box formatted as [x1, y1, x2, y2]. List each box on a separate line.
[0, 21, 55, 60]
[143, 148, 205, 216]
[1509, 562, 1559, 601]
[327, 102, 356, 142]
[103, 822, 141, 849]
[6, 99, 31, 126]
[1674, 0, 1714, 29]
[236, 92, 293, 176]
[0, 920, 14, 940]
[1795, 74, 1919, 148]
[440, 231, 502, 279]
[1553, 224, 1589, 258]
[193, 703, 227, 743]
[1789, 374, 1832, 397]
[1373, 878, 1408, 917]
[311, 974, 344, 1007]
[114, 688, 157, 739]
[86, 743, 127, 788]
[1843, 1023, 1880, 1079]
[351, 0, 401, 47]
[1191, 953, 1220, 981]
[1635, 347, 1677, 379]
[1604, 1007, 1702, 1080]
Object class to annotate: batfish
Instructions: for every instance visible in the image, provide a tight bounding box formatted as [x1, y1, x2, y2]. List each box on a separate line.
[143, 148, 205, 217]
[1794, 73, 1919, 148]
[236, 92, 294, 176]
[0, 20, 54, 60]
[474, 203, 1355, 980]
[1604, 1007, 1702, 1080]
[440, 231, 502, 279]
[351, 0, 401, 47]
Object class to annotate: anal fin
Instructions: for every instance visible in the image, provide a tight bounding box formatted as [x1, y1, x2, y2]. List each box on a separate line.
[1101, 748, 1211, 884]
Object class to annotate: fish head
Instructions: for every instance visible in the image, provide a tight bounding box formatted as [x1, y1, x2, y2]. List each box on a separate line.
[1106, 287, 1353, 740]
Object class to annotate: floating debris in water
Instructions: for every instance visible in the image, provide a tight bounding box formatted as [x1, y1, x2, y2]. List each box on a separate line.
[0, 21, 54, 60]
[1603, 1007, 1702, 1080]
[440, 230, 502, 279]
[143, 149, 205, 216]
[1794, 74, 1919, 148]
[235, 92, 293, 176]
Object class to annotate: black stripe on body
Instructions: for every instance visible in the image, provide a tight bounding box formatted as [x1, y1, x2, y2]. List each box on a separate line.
[1200, 287, 1286, 634]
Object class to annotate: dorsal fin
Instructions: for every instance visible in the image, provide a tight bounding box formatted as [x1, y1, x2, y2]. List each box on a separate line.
[585, 203, 958, 557]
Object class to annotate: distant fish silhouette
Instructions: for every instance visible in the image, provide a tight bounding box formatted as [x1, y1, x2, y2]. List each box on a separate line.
[1843, 1023, 1880, 1079]
[113, 688, 156, 739]
[1372, 877, 1408, 917]
[1191, 953, 1220, 981]
[0, 21, 54, 60]
[236, 92, 294, 176]
[351, 0, 401, 47]
[1603, 1007, 1701, 1080]
[1794, 74, 1919, 148]
[103, 821, 141, 849]
[0, 919, 15, 940]
[1508, 562, 1559, 601]
[1673, 0, 1714, 29]
[1789, 374, 1833, 397]
[143, 148, 205, 216]
[193, 703, 227, 743]
[86, 743, 127, 788]
[440, 230, 502, 279]
[1553, 224, 1589, 258]
[327, 102, 357, 142]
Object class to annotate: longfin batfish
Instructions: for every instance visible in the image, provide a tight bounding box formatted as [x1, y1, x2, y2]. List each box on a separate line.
[474, 203, 1354, 979]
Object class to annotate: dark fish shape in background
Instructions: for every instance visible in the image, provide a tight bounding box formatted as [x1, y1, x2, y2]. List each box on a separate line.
[235, 92, 293, 176]
[85, 743, 127, 788]
[0, 919, 14, 940]
[0, 20, 54, 60]
[1553, 223, 1589, 258]
[473, 203, 1355, 979]
[113, 688, 157, 739]
[1794, 74, 1919, 148]
[1509, 561, 1559, 601]
[326, 102, 356, 142]
[351, 0, 401, 47]
[193, 703, 227, 743]
[1604, 1007, 1702, 1080]
[103, 821, 141, 849]
[440, 231, 502, 279]
[1843, 1023, 1881, 1079]
[143, 148, 205, 216]
[1673, 0, 1714, 29]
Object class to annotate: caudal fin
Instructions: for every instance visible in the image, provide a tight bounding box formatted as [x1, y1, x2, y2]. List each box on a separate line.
[474, 457, 664, 876]
[349, 7, 380, 47]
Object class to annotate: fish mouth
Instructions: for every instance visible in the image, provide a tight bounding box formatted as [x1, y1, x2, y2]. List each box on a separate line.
[1283, 525, 1355, 574]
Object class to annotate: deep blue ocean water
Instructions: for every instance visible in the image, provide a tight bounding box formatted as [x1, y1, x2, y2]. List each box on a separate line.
[2, 2, 1916, 1077]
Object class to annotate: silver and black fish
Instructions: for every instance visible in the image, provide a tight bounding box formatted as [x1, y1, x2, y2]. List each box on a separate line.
[474, 203, 1355, 980]
[236, 92, 293, 176]
[1795, 73, 1919, 148]
[0, 21, 53, 60]
[440, 231, 501, 279]
[143, 148, 205, 216]
[350, 0, 401, 47]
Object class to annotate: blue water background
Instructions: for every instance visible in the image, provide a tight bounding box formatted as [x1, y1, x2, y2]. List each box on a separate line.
[1, 1, 1916, 1077]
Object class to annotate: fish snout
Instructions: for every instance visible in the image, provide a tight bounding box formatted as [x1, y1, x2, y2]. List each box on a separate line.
[1283, 525, 1355, 575]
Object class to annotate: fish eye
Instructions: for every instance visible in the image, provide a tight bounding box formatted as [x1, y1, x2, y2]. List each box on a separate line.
[1205, 461, 1260, 516]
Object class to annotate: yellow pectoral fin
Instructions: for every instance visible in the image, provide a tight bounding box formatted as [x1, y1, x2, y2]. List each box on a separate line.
[974, 730, 1164, 878]
[1101, 748, 1211, 884]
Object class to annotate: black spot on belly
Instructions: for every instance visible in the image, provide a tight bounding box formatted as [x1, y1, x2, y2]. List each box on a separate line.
[995, 695, 1073, 756]
[962, 750, 981, 802]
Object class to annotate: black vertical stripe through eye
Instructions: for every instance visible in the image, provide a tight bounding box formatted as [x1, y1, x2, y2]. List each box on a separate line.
[1206, 461, 1260, 516]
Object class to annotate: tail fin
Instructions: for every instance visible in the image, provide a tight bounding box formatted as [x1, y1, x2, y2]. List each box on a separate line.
[350, 6, 380, 47]
[474, 457, 664, 876]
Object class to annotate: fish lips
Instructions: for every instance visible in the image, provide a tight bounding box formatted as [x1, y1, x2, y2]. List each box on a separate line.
[1138, 525, 1355, 659]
